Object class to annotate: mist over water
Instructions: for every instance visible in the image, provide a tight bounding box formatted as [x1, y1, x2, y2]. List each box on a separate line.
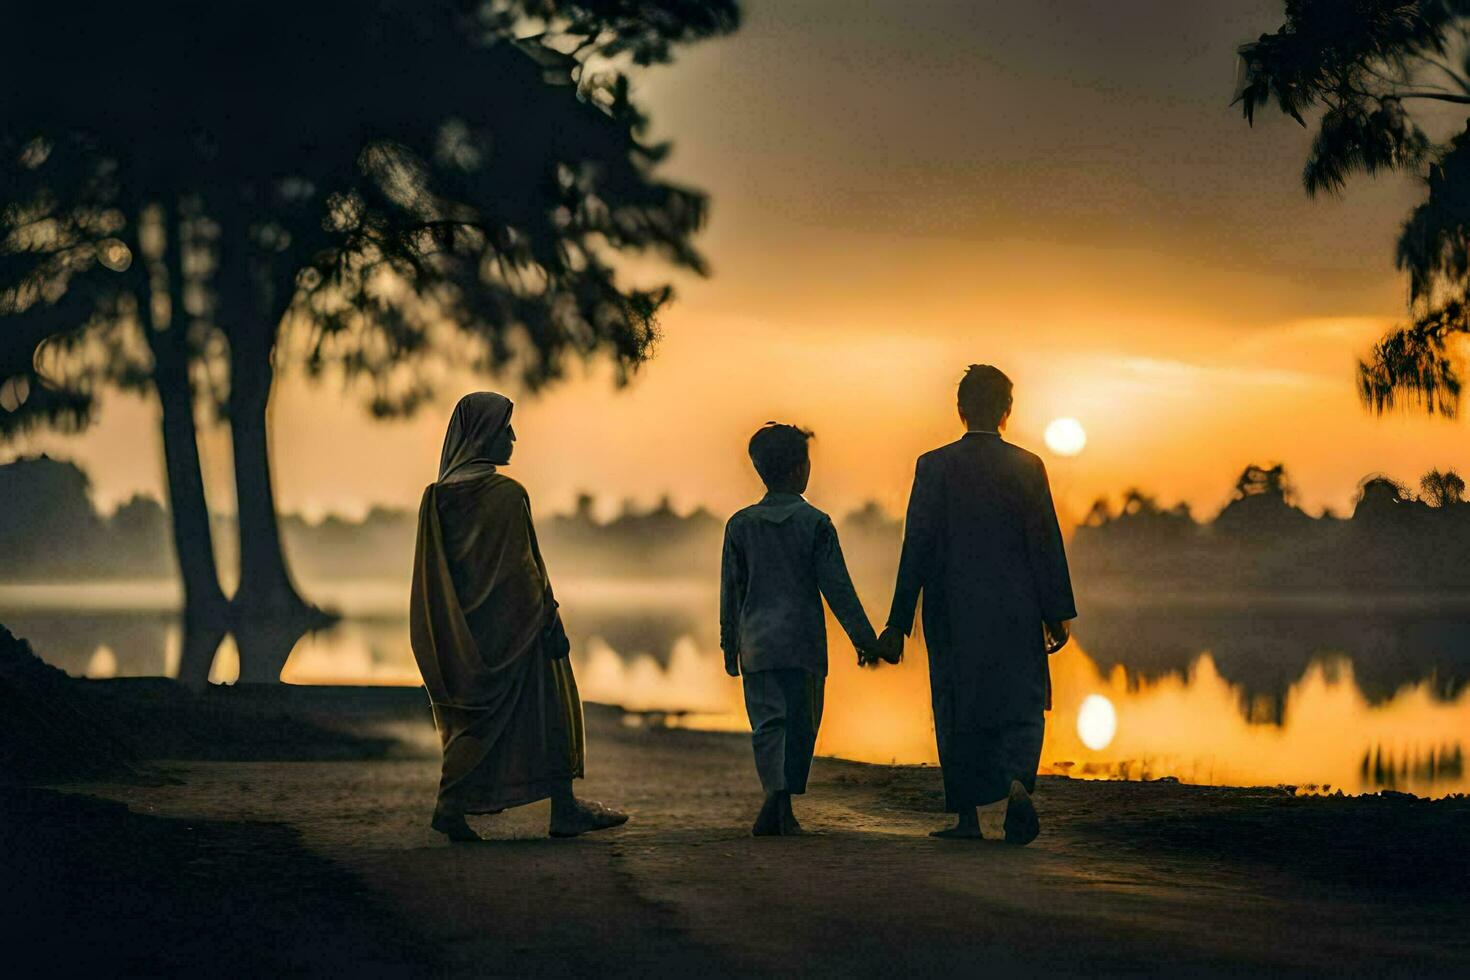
[4, 576, 1465, 797]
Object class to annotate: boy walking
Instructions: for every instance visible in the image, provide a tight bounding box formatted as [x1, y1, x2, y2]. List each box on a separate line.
[720, 423, 879, 835]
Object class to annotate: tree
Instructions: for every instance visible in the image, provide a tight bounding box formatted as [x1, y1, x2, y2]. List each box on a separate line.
[1114, 488, 1196, 536]
[1420, 465, 1466, 505]
[842, 500, 901, 535]
[1082, 496, 1113, 527]
[1, 0, 739, 681]
[573, 493, 600, 525]
[0, 456, 103, 577]
[1235, 0, 1470, 416]
[1232, 463, 1292, 501]
[1121, 487, 1163, 516]
[1353, 473, 1413, 519]
[1215, 463, 1313, 539]
[0, 158, 233, 679]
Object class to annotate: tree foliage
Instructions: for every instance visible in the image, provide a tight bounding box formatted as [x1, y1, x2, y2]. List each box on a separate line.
[1420, 464, 1467, 504]
[0, 0, 740, 423]
[1237, 0, 1470, 417]
[0, 0, 738, 675]
[1233, 462, 1293, 501]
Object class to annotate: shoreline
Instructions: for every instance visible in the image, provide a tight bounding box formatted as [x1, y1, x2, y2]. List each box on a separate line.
[28, 677, 1470, 800]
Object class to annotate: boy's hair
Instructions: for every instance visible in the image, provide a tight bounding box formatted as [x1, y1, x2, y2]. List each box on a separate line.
[957, 364, 1013, 429]
[748, 422, 814, 489]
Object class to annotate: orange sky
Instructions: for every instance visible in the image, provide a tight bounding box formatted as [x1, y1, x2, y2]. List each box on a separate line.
[8, 1, 1470, 524]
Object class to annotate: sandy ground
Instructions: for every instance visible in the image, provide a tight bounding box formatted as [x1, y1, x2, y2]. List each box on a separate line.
[6, 691, 1469, 977]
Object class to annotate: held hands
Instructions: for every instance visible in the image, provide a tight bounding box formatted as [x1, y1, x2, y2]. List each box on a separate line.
[1043, 619, 1071, 655]
[861, 624, 904, 667]
[879, 625, 905, 664]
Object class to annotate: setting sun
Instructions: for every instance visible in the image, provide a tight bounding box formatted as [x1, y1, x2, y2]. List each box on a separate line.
[1044, 417, 1088, 457]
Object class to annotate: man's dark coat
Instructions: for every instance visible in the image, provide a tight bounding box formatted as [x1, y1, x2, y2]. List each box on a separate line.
[888, 432, 1077, 735]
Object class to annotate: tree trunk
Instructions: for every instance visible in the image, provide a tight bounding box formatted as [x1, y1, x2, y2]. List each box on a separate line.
[153, 348, 229, 687]
[227, 336, 325, 682]
[146, 203, 228, 689]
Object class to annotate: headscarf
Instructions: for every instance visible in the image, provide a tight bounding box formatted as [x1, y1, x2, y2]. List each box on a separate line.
[437, 392, 514, 482]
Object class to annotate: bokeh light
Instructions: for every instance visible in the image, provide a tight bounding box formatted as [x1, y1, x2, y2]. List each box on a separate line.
[97, 238, 133, 272]
[0, 375, 30, 413]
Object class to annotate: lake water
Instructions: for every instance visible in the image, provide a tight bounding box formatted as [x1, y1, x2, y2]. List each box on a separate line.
[2, 578, 1466, 797]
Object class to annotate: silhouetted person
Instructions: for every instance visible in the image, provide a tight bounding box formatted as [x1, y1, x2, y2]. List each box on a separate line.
[410, 392, 627, 842]
[720, 423, 879, 835]
[878, 366, 1076, 844]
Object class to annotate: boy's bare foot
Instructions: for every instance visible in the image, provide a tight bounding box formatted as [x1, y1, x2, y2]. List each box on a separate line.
[929, 807, 983, 840]
[430, 813, 481, 843]
[928, 825, 983, 839]
[752, 792, 784, 836]
[549, 798, 629, 838]
[752, 816, 783, 835]
[779, 794, 804, 835]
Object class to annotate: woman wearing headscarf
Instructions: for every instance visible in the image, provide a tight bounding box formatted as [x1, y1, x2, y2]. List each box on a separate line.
[411, 392, 627, 841]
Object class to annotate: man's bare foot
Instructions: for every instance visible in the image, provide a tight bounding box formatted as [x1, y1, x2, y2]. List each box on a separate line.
[549, 798, 628, 838]
[430, 813, 481, 843]
[1003, 780, 1040, 846]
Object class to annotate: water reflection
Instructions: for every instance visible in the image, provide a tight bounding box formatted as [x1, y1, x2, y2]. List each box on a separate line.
[1077, 606, 1470, 718]
[281, 618, 423, 685]
[1038, 643, 1468, 797]
[1362, 742, 1463, 791]
[3, 581, 1467, 796]
[0, 608, 178, 677]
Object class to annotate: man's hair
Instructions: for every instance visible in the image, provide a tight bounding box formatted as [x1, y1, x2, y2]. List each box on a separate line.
[747, 422, 813, 489]
[957, 364, 1013, 429]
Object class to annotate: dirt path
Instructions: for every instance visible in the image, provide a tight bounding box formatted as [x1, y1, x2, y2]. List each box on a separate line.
[34, 708, 1470, 976]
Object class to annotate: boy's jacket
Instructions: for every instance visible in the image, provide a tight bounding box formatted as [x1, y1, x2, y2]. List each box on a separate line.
[720, 492, 878, 675]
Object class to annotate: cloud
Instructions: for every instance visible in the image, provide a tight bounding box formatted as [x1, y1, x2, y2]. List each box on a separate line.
[1113, 356, 1329, 393]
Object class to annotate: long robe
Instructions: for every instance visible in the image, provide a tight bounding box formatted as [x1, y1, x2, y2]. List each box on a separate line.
[887, 432, 1077, 809]
[410, 471, 585, 815]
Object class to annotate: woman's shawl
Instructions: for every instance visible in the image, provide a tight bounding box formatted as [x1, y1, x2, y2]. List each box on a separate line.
[410, 472, 584, 808]
[438, 391, 513, 482]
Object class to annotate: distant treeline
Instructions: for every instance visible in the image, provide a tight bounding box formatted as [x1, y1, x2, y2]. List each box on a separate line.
[282, 494, 906, 583]
[13, 454, 1463, 595]
[1072, 463, 1470, 594]
[0, 456, 902, 583]
[0, 456, 173, 579]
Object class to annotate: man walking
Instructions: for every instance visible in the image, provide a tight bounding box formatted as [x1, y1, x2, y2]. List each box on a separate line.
[879, 364, 1076, 844]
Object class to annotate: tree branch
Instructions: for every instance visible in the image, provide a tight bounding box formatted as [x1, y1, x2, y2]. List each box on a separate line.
[1361, 60, 1442, 92]
[1416, 55, 1470, 95]
[1390, 90, 1470, 104]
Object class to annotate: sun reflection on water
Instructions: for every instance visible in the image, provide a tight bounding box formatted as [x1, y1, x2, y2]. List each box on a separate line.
[1076, 694, 1117, 750]
[594, 622, 1469, 797]
[261, 610, 1470, 796]
[7, 580, 1467, 797]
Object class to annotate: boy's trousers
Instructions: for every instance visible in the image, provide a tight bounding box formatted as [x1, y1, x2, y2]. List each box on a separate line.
[742, 667, 825, 794]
